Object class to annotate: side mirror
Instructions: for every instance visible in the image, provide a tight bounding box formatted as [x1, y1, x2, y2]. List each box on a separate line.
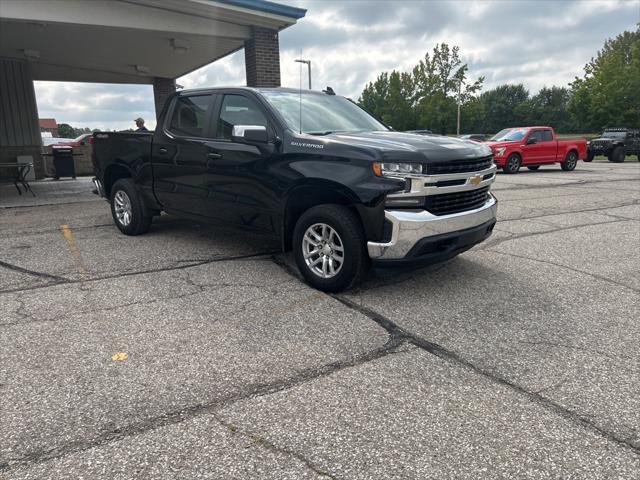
[232, 125, 268, 143]
[526, 137, 537, 145]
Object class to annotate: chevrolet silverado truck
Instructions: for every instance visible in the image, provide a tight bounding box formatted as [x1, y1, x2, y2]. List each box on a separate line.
[586, 128, 640, 162]
[92, 87, 497, 291]
[487, 126, 587, 173]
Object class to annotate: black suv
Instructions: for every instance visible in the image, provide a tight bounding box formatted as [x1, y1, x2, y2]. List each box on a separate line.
[586, 128, 640, 162]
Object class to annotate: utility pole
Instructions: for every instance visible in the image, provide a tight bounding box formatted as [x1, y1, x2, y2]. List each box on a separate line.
[295, 59, 312, 89]
[456, 79, 462, 136]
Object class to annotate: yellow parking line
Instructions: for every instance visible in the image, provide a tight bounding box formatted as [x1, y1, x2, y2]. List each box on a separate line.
[59, 224, 87, 280]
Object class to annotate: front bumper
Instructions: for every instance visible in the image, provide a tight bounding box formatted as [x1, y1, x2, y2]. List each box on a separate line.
[367, 194, 497, 262]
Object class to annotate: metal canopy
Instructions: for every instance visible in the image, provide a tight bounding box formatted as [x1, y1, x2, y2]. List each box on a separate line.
[0, 0, 305, 84]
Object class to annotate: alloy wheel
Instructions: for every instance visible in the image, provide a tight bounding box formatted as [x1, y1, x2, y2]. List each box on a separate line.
[114, 190, 133, 226]
[302, 223, 345, 278]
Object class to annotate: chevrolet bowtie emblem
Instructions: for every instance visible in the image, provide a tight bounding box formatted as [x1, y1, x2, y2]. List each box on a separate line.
[468, 175, 482, 186]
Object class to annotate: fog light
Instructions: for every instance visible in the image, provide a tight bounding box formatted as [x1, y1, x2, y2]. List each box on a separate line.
[385, 197, 423, 208]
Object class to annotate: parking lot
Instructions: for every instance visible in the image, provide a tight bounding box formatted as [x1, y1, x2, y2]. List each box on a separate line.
[1, 161, 639, 478]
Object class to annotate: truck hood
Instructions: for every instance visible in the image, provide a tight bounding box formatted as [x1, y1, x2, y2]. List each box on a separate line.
[485, 140, 521, 148]
[312, 131, 492, 163]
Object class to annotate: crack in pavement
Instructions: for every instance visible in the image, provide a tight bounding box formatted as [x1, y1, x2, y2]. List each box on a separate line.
[331, 295, 640, 456]
[482, 249, 639, 293]
[213, 413, 339, 479]
[495, 200, 639, 223]
[477, 217, 631, 252]
[0, 259, 70, 283]
[518, 340, 633, 364]
[0, 335, 407, 472]
[493, 176, 640, 192]
[0, 250, 280, 295]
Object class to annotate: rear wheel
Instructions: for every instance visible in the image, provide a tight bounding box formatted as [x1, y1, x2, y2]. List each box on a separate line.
[293, 204, 369, 292]
[560, 151, 578, 171]
[110, 178, 152, 235]
[527, 166, 540, 171]
[503, 154, 521, 174]
[608, 146, 625, 163]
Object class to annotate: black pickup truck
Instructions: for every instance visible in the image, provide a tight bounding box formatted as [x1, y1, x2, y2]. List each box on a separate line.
[92, 87, 497, 291]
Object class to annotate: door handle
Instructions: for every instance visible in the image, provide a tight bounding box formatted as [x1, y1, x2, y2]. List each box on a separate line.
[158, 147, 168, 154]
[208, 152, 222, 159]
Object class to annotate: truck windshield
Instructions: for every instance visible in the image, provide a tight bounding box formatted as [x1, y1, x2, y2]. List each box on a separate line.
[490, 128, 527, 142]
[260, 91, 387, 135]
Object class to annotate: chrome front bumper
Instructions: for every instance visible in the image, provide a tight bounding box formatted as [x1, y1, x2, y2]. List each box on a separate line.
[367, 194, 498, 260]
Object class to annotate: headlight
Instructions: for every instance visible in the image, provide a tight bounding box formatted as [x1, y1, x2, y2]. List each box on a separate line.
[586, 141, 591, 146]
[494, 147, 506, 156]
[372, 162, 423, 177]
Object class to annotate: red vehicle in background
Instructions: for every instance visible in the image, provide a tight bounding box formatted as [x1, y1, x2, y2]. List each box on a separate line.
[51, 133, 94, 147]
[487, 127, 587, 173]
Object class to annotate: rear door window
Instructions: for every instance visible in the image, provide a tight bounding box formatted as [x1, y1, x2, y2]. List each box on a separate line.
[541, 130, 553, 142]
[168, 95, 212, 138]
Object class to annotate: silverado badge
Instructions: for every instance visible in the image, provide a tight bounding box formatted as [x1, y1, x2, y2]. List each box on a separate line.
[468, 175, 482, 186]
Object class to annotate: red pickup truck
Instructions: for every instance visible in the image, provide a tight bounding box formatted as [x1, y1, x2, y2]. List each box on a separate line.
[487, 127, 587, 174]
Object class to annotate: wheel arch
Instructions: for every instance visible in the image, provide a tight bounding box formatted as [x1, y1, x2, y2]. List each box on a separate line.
[104, 163, 134, 199]
[281, 181, 364, 252]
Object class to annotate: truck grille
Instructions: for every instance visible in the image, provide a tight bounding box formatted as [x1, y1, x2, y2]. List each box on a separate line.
[424, 186, 490, 216]
[427, 155, 493, 175]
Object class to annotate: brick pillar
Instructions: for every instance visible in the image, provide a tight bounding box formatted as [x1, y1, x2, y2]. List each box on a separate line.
[244, 27, 281, 87]
[153, 77, 176, 120]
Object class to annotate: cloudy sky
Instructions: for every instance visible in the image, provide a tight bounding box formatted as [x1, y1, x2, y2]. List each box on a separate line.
[34, 0, 639, 132]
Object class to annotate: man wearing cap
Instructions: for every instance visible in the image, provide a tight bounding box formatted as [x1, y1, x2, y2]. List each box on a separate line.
[134, 117, 148, 132]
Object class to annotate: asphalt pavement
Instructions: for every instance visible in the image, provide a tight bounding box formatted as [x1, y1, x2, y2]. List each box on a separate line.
[1, 161, 639, 479]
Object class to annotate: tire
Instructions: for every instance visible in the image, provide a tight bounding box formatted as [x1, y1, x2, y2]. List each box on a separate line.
[110, 178, 152, 235]
[527, 166, 540, 171]
[585, 151, 594, 162]
[560, 150, 578, 171]
[292, 204, 369, 292]
[608, 146, 625, 163]
[503, 154, 521, 174]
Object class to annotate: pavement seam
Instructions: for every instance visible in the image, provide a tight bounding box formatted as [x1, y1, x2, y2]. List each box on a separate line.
[493, 176, 640, 192]
[495, 200, 639, 223]
[483, 249, 640, 293]
[213, 413, 340, 479]
[332, 295, 640, 456]
[477, 217, 631, 252]
[0, 259, 70, 283]
[0, 337, 406, 472]
[0, 250, 280, 295]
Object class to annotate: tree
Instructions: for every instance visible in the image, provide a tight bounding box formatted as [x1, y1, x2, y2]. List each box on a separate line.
[569, 27, 640, 131]
[527, 86, 575, 132]
[478, 84, 530, 133]
[359, 72, 389, 123]
[57, 123, 75, 138]
[359, 43, 483, 134]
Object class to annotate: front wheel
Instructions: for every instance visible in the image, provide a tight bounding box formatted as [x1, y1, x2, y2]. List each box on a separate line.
[585, 151, 594, 162]
[293, 204, 369, 292]
[608, 146, 625, 163]
[560, 151, 578, 171]
[503, 154, 521, 174]
[110, 178, 152, 235]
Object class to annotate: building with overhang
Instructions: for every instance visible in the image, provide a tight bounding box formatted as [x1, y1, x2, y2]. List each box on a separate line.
[0, 0, 305, 179]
